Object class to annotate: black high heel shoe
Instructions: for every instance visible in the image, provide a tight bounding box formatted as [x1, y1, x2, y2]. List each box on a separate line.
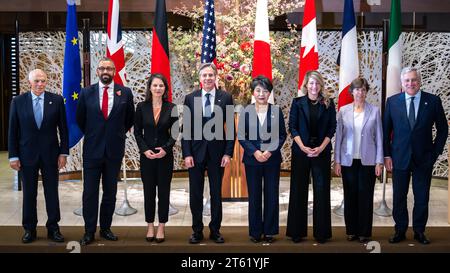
[146, 236, 155, 242]
[155, 237, 165, 243]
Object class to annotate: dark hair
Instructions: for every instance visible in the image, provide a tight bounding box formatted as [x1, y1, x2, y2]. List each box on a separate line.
[198, 62, 218, 76]
[145, 73, 169, 102]
[250, 75, 273, 92]
[349, 77, 370, 94]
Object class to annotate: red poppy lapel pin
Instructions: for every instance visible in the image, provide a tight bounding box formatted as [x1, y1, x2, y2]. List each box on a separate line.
[116, 90, 121, 96]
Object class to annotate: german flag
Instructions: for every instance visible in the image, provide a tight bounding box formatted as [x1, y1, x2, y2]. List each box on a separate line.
[151, 0, 172, 102]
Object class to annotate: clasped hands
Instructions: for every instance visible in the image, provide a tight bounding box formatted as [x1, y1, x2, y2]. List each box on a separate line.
[253, 150, 272, 163]
[144, 147, 167, 159]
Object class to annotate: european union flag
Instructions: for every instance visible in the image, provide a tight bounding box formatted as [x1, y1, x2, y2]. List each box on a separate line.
[63, 0, 83, 148]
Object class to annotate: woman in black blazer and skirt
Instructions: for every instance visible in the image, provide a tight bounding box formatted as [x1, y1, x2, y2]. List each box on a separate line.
[134, 74, 179, 243]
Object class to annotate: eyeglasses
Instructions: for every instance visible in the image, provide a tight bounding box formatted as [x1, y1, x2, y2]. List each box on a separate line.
[97, 67, 115, 72]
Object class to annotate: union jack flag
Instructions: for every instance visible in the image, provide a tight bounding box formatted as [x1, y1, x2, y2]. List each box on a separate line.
[107, 0, 127, 85]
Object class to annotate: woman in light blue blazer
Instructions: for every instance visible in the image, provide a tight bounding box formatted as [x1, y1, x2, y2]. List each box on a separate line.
[334, 77, 383, 243]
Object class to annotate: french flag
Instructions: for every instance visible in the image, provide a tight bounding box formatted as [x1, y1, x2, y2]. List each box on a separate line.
[151, 0, 172, 102]
[107, 0, 127, 86]
[252, 0, 274, 104]
[337, 0, 359, 110]
[298, 0, 319, 96]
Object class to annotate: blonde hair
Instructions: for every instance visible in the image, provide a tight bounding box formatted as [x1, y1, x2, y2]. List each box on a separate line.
[300, 70, 330, 108]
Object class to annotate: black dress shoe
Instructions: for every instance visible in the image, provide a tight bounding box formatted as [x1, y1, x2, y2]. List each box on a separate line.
[358, 236, 371, 243]
[389, 232, 406, 243]
[22, 230, 37, 244]
[263, 235, 275, 243]
[250, 236, 261, 243]
[189, 232, 204, 244]
[47, 229, 65, 243]
[145, 236, 155, 242]
[414, 232, 430, 245]
[100, 229, 118, 241]
[292, 237, 302, 243]
[155, 237, 165, 243]
[209, 232, 225, 243]
[80, 233, 95, 246]
[347, 235, 358, 241]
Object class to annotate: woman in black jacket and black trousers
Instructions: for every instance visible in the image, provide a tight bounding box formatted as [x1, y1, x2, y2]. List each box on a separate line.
[134, 73, 179, 243]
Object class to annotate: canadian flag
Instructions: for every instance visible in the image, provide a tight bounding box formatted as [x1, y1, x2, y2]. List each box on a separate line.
[252, 0, 273, 104]
[107, 0, 127, 85]
[298, 0, 319, 96]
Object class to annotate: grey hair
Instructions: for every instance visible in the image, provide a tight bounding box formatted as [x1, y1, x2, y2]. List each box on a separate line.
[198, 62, 217, 77]
[98, 56, 116, 68]
[28, 69, 47, 81]
[401, 67, 421, 82]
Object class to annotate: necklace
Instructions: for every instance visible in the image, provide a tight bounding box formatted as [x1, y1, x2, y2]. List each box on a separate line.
[310, 99, 319, 105]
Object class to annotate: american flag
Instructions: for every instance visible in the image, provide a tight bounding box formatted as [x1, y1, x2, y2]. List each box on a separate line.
[201, 0, 216, 64]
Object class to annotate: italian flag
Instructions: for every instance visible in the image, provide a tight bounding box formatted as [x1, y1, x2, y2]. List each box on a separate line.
[386, 0, 402, 99]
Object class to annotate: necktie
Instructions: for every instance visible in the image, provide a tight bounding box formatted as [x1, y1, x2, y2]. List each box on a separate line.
[204, 93, 211, 117]
[102, 86, 109, 119]
[34, 97, 43, 129]
[409, 96, 416, 129]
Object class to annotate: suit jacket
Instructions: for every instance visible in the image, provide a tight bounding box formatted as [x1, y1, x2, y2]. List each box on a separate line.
[383, 91, 448, 170]
[334, 102, 383, 166]
[288, 96, 336, 156]
[134, 101, 179, 155]
[8, 91, 69, 166]
[76, 83, 135, 160]
[181, 89, 235, 163]
[238, 104, 287, 166]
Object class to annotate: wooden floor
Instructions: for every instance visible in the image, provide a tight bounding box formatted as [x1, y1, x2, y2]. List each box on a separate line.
[0, 226, 449, 253]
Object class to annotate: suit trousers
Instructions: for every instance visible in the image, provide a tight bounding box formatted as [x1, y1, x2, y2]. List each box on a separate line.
[140, 154, 173, 223]
[245, 164, 280, 239]
[286, 152, 332, 240]
[82, 157, 122, 233]
[392, 162, 432, 234]
[341, 159, 375, 237]
[21, 159, 60, 231]
[188, 151, 224, 234]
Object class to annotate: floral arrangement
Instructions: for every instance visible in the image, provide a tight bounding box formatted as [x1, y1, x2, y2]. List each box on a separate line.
[169, 0, 305, 105]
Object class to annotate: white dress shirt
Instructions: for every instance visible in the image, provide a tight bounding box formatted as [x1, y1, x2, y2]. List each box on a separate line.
[202, 88, 216, 116]
[99, 81, 115, 116]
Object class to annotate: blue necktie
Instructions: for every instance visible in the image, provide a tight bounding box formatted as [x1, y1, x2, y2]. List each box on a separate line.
[34, 97, 43, 129]
[204, 93, 211, 117]
[409, 96, 416, 129]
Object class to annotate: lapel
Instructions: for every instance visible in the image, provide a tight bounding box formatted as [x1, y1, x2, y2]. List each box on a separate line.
[93, 83, 102, 116]
[342, 104, 354, 134]
[214, 89, 223, 114]
[317, 101, 324, 121]
[26, 92, 39, 130]
[415, 91, 427, 129]
[108, 84, 122, 120]
[41, 91, 51, 128]
[361, 102, 372, 130]
[397, 92, 410, 127]
[300, 97, 310, 126]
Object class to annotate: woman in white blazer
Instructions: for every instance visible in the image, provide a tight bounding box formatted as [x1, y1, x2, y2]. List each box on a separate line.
[334, 77, 383, 243]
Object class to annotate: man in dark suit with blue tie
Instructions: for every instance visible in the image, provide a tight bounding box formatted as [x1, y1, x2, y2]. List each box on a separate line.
[76, 57, 135, 245]
[384, 67, 448, 245]
[8, 69, 68, 243]
[182, 63, 234, 244]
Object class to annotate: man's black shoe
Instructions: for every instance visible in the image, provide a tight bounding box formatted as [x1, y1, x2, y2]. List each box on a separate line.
[79, 233, 95, 246]
[100, 229, 118, 241]
[209, 233, 225, 243]
[414, 232, 430, 245]
[189, 232, 204, 244]
[47, 229, 64, 243]
[263, 235, 275, 243]
[389, 232, 406, 243]
[22, 230, 37, 244]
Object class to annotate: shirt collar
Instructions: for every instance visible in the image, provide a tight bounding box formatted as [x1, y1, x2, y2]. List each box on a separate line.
[99, 81, 114, 91]
[202, 88, 216, 98]
[31, 91, 45, 100]
[405, 90, 421, 101]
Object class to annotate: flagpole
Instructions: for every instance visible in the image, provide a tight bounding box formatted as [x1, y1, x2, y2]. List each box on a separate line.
[374, 19, 392, 217]
[115, 155, 137, 216]
[73, 139, 83, 216]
